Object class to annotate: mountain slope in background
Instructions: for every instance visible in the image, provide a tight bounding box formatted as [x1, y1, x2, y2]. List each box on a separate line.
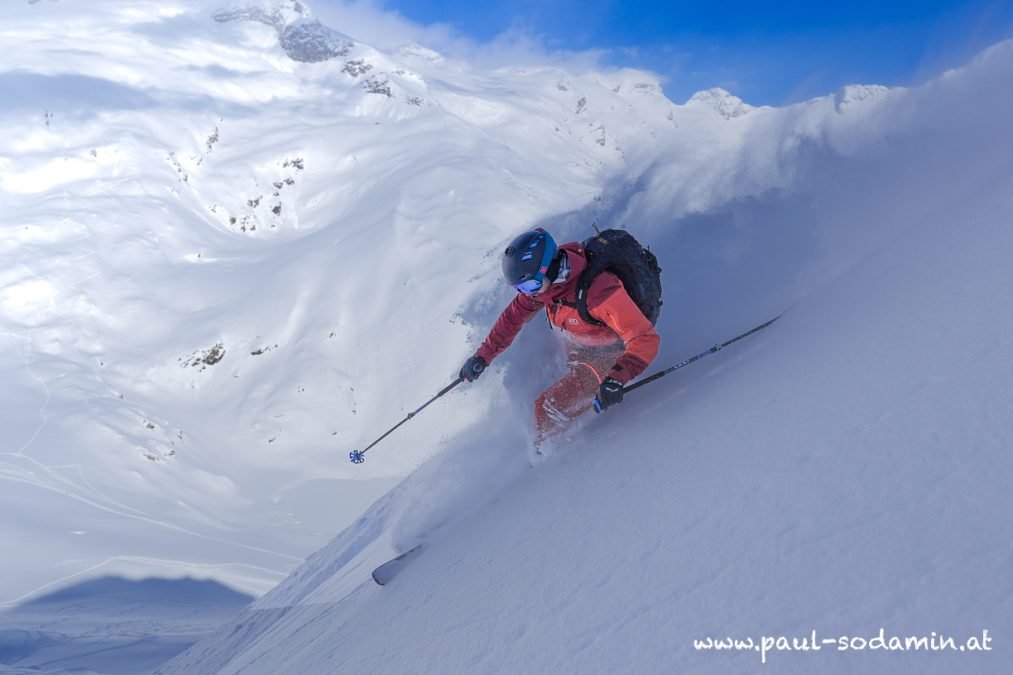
[0, 577, 251, 674]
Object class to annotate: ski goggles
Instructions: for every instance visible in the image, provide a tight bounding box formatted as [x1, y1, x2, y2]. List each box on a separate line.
[513, 276, 546, 294]
[511, 239, 555, 294]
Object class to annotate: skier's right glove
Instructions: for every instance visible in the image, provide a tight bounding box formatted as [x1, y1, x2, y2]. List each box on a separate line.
[459, 356, 487, 382]
[593, 377, 625, 413]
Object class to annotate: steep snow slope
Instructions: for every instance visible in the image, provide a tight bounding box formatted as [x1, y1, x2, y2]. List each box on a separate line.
[160, 41, 1013, 675]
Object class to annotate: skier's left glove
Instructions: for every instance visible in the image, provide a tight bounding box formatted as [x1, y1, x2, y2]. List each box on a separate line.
[459, 355, 487, 382]
[593, 377, 625, 413]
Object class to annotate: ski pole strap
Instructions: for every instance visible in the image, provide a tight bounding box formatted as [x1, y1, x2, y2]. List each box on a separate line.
[622, 313, 783, 396]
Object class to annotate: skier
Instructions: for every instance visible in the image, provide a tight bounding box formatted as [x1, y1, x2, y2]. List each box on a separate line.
[459, 228, 660, 449]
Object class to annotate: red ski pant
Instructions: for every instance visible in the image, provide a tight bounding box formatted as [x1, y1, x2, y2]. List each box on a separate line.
[534, 341, 625, 446]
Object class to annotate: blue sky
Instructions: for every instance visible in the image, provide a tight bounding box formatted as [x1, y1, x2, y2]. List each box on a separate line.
[338, 0, 1013, 105]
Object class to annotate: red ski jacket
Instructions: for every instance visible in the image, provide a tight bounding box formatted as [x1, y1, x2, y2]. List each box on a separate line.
[476, 242, 660, 384]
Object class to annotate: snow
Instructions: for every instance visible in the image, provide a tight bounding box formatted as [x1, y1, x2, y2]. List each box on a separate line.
[1, 0, 1012, 673]
[686, 87, 757, 119]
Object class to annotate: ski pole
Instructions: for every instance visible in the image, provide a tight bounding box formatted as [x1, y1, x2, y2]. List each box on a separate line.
[349, 378, 464, 464]
[595, 313, 783, 412]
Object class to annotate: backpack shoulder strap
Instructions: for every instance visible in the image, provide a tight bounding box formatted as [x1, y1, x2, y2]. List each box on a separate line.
[575, 276, 605, 327]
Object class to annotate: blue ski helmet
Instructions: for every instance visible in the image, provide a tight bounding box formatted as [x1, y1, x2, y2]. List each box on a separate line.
[502, 228, 557, 293]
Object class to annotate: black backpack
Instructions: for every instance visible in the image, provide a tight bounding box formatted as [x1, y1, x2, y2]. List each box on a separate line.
[574, 228, 663, 326]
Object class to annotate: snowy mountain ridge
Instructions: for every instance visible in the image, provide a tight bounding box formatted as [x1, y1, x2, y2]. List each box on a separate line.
[687, 87, 756, 118]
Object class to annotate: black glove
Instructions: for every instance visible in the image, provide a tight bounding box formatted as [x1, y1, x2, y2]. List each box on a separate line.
[593, 377, 625, 413]
[459, 356, 487, 382]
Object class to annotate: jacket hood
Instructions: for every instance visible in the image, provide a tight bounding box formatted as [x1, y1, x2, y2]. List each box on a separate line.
[537, 242, 586, 305]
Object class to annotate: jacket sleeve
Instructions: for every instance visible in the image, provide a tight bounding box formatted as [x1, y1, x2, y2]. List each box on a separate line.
[475, 293, 542, 364]
[587, 279, 660, 384]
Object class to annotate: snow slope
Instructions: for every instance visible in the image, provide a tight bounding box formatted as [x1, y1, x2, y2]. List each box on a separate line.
[159, 31, 1013, 675]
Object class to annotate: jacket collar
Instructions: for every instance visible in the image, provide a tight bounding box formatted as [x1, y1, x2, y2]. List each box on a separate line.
[534, 242, 585, 305]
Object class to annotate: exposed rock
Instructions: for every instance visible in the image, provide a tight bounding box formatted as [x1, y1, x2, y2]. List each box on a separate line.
[342, 59, 373, 77]
[363, 76, 392, 97]
[213, 4, 353, 63]
[280, 20, 353, 63]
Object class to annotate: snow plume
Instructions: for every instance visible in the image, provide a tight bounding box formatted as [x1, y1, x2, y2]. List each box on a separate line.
[308, 0, 459, 51]
[686, 87, 755, 118]
[309, 0, 607, 72]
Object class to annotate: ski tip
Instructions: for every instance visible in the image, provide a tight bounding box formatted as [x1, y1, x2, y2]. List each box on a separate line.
[371, 545, 424, 586]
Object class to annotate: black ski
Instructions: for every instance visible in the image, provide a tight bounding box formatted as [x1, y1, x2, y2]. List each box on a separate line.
[371, 545, 424, 586]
